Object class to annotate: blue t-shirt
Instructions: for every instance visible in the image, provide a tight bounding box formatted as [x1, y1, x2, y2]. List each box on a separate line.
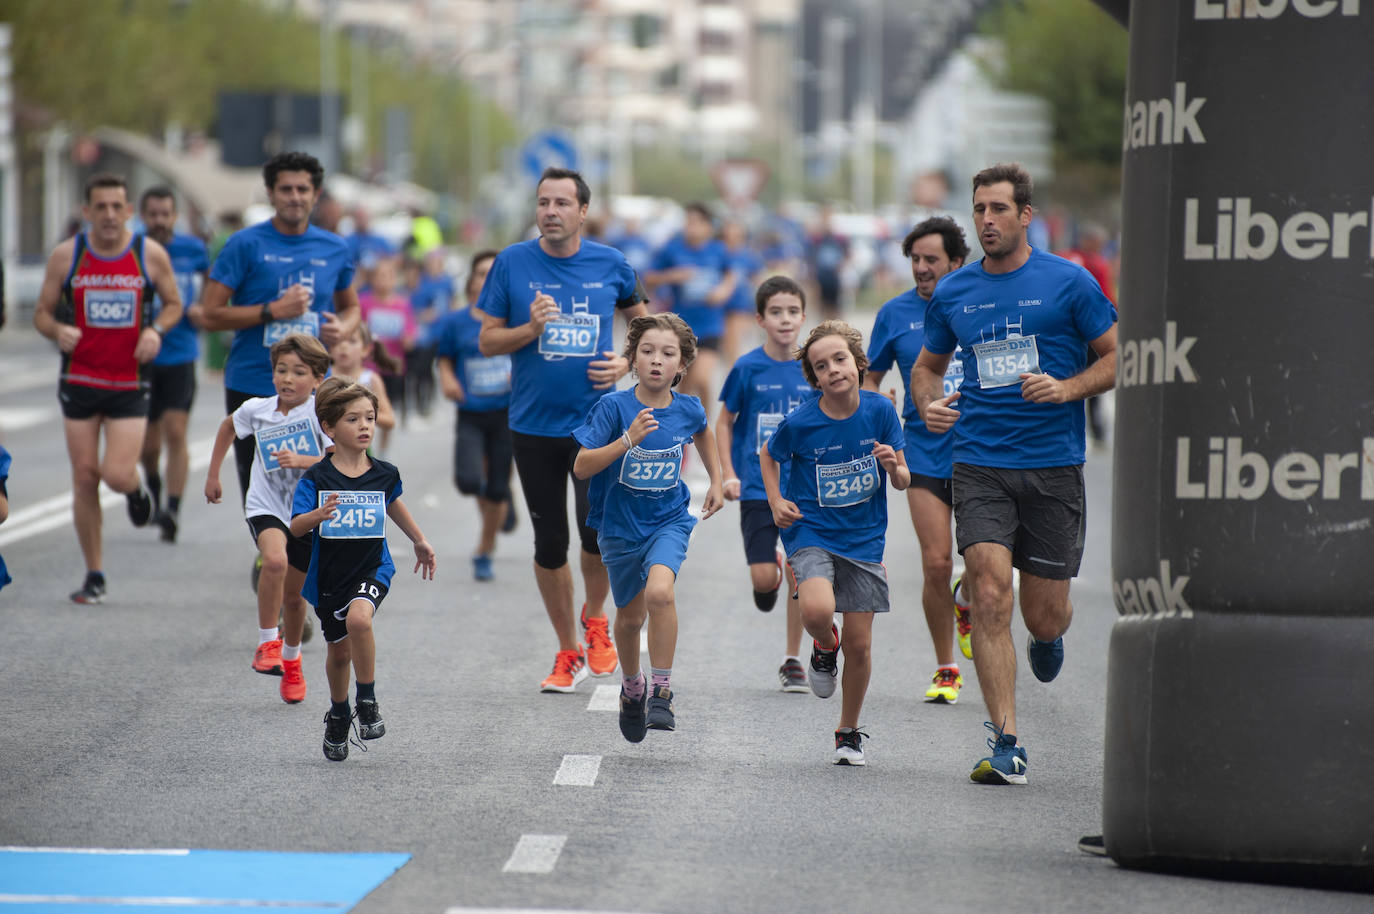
[573, 388, 706, 541]
[477, 238, 641, 437]
[211, 221, 355, 396]
[718, 346, 818, 502]
[434, 306, 511, 413]
[152, 233, 211, 366]
[0, 445, 10, 591]
[924, 248, 1117, 469]
[867, 288, 965, 479]
[607, 232, 655, 277]
[411, 273, 455, 346]
[651, 235, 733, 340]
[346, 231, 397, 269]
[765, 391, 905, 564]
[725, 246, 764, 313]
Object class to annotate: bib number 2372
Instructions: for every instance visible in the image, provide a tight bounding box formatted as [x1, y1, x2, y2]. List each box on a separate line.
[620, 444, 682, 491]
[815, 455, 880, 508]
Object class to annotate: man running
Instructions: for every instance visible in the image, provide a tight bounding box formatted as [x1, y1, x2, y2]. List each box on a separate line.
[33, 172, 184, 603]
[137, 186, 210, 542]
[201, 150, 359, 503]
[478, 167, 648, 692]
[914, 163, 1117, 785]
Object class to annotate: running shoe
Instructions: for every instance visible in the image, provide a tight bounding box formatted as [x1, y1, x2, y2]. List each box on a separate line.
[501, 499, 518, 533]
[581, 606, 617, 677]
[70, 572, 106, 605]
[646, 685, 675, 731]
[252, 639, 284, 676]
[618, 683, 648, 743]
[778, 658, 810, 693]
[279, 656, 307, 703]
[1026, 635, 1065, 683]
[953, 576, 973, 660]
[156, 509, 178, 543]
[322, 711, 351, 762]
[756, 549, 786, 613]
[923, 667, 963, 704]
[808, 624, 839, 699]
[250, 554, 262, 594]
[355, 698, 385, 740]
[472, 554, 494, 581]
[540, 648, 588, 693]
[1078, 835, 1108, 857]
[833, 728, 868, 766]
[125, 484, 153, 527]
[970, 720, 1028, 785]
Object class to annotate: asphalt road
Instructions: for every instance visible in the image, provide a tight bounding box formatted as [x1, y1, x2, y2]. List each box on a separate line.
[0, 325, 1364, 913]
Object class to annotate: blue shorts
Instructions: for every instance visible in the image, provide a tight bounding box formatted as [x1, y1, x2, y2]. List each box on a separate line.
[599, 516, 697, 608]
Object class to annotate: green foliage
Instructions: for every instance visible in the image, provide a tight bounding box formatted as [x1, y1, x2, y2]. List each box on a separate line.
[980, 0, 1128, 170]
[2, 0, 512, 193]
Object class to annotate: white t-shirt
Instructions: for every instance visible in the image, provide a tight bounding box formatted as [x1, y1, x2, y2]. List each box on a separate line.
[231, 396, 333, 524]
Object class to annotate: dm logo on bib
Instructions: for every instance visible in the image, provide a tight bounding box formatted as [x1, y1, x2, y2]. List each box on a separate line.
[85, 290, 138, 328]
[320, 490, 386, 539]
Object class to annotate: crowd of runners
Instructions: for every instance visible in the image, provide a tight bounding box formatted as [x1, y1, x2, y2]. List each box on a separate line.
[27, 151, 1118, 778]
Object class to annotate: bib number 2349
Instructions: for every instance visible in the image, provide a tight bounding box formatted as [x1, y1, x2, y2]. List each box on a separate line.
[815, 455, 880, 508]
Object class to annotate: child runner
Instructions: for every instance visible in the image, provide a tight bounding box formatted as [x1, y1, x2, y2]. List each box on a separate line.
[716, 275, 817, 691]
[357, 256, 415, 451]
[327, 322, 398, 434]
[434, 249, 514, 581]
[761, 320, 910, 766]
[205, 334, 332, 704]
[290, 377, 436, 761]
[572, 313, 724, 743]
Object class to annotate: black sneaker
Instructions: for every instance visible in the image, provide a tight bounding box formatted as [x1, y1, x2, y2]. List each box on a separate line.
[355, 698, 385, 740]
[156, 509, 178, 543]
[322, 711, 351, 761]
[125, 485, 153, 527]
[70, 573, 106, 605]
[646, 685, 675, 731]
[618, 684, 647, 743]
[1078, 834, 1108, 857]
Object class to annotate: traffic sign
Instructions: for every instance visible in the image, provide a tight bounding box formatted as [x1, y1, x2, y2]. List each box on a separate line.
[521, 130, 579, 182]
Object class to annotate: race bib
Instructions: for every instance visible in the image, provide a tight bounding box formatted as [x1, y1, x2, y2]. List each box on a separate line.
[756, 412, 783, 449]
[619, 444, 683, 492]
[319, 490, 386, 539]
[972, 336, 1040, 389]
[465, 355, 512, 397]
[367, 309, 406, 340]
[816, 454, 880, 508]
[84, 289, 138, 328]
[538, 312, 600, 359]
[255, 420, 321, 471]
[943, 352, 965, 399]
[263, 310, 321, 347]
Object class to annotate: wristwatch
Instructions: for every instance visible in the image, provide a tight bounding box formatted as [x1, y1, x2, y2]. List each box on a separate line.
[150, 323, 166, 337]
[260, 303, 274, 324]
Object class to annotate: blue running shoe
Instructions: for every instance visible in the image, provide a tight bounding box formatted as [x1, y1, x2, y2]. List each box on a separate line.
[970, 720, 1028, 785]
[1026, 635, 1065, 682]
[473, 554, 494, 581]
[618, 683, 647, 743]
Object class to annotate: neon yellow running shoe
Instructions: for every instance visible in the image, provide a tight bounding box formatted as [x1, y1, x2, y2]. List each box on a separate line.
[923, 667, 963, 704]
[953, 576, 973, 660]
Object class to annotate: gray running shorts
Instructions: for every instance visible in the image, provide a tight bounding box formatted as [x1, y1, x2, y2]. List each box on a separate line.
[787, 545, 890, 613]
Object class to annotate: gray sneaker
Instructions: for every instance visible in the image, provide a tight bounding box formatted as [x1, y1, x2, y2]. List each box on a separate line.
[778, 658, 810, 693]
[808, 626, 839, 699]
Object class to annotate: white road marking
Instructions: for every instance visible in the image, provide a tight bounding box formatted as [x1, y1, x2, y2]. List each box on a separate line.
[0, 368, 57, 396]
[552, 754, 601, 787]
[0, 846, 190, 855]
[501, 834, 566, 874]
[0, 436, 215, 548]
[587, 684, 619, 711]
[422, 493, 440, 508]
[0, 406, 58, 432]
[0, 894, 334, 908]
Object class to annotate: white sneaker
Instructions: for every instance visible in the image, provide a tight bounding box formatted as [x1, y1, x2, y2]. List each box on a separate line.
[833, 728, 867, 766]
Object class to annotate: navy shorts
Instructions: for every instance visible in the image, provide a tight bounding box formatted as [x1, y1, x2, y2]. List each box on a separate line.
[315, 575, 389, 643]
[146, 361, 197, 421]
[246, 515, 312, 573]
[738, 499, 781, 566]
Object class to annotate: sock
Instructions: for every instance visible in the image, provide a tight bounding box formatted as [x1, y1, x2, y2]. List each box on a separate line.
[784, 654, 800, 664]
[146, 472, 161, 509]
[330, 699, 351, 719]
[87, 570, 105, 585]
[356, 681, 376, 703]
[281, 643, 301, 662]
[167, 495, 181, 516]
[650, 667, 671, 691]
[836, 726, 854, 735]
[622, 672, 645, 700]
[939, 663, 959, 674]
[752, 588, 779, 611]
[259, 627, 279, 645]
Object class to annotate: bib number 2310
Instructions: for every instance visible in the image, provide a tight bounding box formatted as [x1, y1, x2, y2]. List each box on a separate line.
[815, 455, 880, 508]
[538, 312, 599, 358]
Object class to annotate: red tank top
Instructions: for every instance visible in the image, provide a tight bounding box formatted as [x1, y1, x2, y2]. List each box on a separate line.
[59, 233, 155, 390]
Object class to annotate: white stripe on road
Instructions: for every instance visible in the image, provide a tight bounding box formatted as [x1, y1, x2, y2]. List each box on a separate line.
[446, 909, 661, 914]
[0, 894, 336, 908]
[0, 368, 57, 396]
[0, 436, 215, 548]
[0, 406, 58, 432]
[587, 684, 619, 711]
[0, 846, 190, 855]
[501, 834, 566, 874]
[552, 754, 601, 787]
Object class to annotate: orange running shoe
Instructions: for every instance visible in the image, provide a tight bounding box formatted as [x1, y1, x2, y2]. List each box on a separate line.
[953, 576, 973, 660]
[253, 639, 283, 676]
[581, 605, 617, 677]
[540, 647, 588, 693]
[280, 656, 307, 703]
